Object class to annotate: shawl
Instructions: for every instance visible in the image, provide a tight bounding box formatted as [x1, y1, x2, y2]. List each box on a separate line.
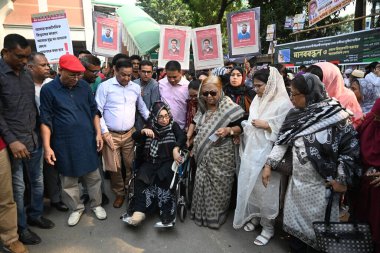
[315, 62, 363, 127]
[193, 94, 244, 166]
[357, 98, 380, 167]
[276, 73, 358, 183]
[233, 66, 292, 228]
[356, 78, 378, 114]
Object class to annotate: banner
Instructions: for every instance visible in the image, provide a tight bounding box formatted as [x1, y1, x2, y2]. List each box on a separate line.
[31, 10, 73, 63]
[293, 14, 306, 31]
[158, 25, 191, 70]
[266, 24, 276, 41]
[192, 24, 224, 70]
[284, 16, 294, 30]
[275, 29, 380, 66]
[227, 8, 261, 58]
[309, 0, 353, 26]
[93, 12, 121, 57]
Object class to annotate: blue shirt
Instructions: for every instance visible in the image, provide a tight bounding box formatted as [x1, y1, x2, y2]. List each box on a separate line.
[238, 32, 250, 40]
[102, 35, 113, 43]
[40, 76, 99, 177]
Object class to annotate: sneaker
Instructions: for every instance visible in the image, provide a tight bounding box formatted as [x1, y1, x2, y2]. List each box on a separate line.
[3, 240, 29, 253]
[68, 210, 84, 226]
[92, 206, 107, 220]
[154, 218, 175, 228]
[18, 229, 41, 245]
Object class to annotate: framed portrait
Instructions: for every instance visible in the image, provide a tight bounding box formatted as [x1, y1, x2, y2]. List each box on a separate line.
[159, 25, 191, 69]
[93, 12, 120, 57]
[227, 8, 261, 58]
[192, 24, 223, 70]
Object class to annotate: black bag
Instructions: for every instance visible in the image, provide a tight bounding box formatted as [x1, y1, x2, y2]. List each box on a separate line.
[275, 146, 292, 176]
[312, 191, 374, 253]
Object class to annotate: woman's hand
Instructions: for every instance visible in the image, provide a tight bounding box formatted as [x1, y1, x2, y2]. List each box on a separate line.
[369, 172, 380, 187]
[173, 148, 183, 165]
[215, 127, 230, 138]
[326, 180, 347, 193]
[262, 164, 272, 187]
[141, 128, 155, 138]
[251, 119, 270, 130]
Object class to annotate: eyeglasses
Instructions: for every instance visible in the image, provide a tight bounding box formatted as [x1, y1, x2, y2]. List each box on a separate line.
[158, 114, 170, 120]
[290, 92, 303, 97]
[86, 69, 100, 75]
[141, 70, 152, 75]
[202, 90, 218, 97]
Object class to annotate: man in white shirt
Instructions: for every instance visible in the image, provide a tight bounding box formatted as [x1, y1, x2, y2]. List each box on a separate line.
[95, 60, 150, 208]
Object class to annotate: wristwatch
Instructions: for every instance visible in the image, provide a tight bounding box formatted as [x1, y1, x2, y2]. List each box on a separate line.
[230, 127, 234, 136]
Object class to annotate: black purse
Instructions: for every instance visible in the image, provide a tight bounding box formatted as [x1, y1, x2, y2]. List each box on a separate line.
[275, 146, 292, 176]
[312, 191, 374, 253]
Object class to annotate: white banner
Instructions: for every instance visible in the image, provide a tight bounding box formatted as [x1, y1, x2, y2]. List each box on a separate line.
[31, 10, 73, 63]
[309, 0, 353, 26]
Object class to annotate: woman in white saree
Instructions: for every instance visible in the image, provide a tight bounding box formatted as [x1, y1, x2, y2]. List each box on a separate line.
[233, 67, 292, 245]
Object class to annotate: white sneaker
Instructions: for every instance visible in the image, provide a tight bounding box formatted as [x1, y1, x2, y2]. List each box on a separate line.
[92, 206, 107, 220]
[154, 218, 175, 228]
[68, 210, 84, 226]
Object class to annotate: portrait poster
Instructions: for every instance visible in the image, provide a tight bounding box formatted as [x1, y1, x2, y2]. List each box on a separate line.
[93, 12, 120, 57]
[309, 0, 353, 26]
[192, 24, 223, 70]
[293, 13, 306, 31]
[227, 8, 261, 58]
[266, 24, 276, 41]
[158, 25, 191, 69]
[31, 10, 73, 63]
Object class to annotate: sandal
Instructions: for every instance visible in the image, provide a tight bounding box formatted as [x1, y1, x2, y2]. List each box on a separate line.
[254, 232, 273, 246]
[243, 222, 256, 232]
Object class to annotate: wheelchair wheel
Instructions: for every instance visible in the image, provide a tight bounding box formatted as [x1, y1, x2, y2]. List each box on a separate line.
[178, 203, 187, 222]
[185, 159, 194, 208]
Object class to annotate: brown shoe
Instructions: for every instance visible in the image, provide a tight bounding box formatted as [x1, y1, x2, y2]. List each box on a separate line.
[4, 240, 29, 253]
[113, 195, 124, 208]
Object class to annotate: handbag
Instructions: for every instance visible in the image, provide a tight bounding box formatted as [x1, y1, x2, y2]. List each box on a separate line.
[275, 146, 292, 176]
[312, 191, 374, 253]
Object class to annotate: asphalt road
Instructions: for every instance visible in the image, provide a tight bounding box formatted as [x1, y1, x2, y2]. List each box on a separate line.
[2, 181, 290, 253]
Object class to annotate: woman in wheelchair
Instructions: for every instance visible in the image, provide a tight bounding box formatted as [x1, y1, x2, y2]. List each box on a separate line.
[125, 101, 186, 227]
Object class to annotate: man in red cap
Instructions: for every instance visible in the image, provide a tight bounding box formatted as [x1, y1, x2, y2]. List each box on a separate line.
[40, 54, 107, 227]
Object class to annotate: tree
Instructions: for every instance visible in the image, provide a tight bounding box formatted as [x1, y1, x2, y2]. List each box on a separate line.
[136, 0, 194, 26]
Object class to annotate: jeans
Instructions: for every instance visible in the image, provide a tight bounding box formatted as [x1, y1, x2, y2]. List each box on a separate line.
[10, 146, 43, 232]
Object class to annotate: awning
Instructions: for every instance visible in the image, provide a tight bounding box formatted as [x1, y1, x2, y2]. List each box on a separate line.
[117, 4, 160, 55]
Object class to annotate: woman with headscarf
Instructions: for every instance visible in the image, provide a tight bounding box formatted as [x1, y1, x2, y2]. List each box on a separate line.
[262, 73, 360, 252]
[355, 98, 380, 253]
[350, 78, 378, 114]
[125, 101, 186, 227]
[190, 76, 245, 229]
[315, 62, 363, 128]
[224, 66, 255, 119]
[233, 67, 293, 246]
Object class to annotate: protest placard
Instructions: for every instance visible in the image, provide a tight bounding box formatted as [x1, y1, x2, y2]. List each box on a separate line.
[93, 12, 120, 57]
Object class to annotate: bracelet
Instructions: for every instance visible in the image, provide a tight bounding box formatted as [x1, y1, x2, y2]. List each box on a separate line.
[229, 127, 234, 136]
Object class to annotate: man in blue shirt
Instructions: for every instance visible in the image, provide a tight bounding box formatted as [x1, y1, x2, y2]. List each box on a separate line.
[102, 28, 113, 43]
[40, 54, 106, 227]
[238, 24, 251, 40]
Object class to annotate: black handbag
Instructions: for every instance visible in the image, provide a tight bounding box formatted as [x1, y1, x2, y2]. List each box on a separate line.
[312, 191, 374, 253]
[275, 146, 292, 176]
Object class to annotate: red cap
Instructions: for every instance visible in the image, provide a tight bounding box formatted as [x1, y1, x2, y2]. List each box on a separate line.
[59, 54, 85, 72]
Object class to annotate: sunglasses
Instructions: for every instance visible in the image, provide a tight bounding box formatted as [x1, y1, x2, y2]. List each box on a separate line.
[202, 90, 218, 97]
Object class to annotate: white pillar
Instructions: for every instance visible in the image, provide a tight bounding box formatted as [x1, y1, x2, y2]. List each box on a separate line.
[0, 0, 14, 49]
[82, 0, 93, 51]
[37, 0, 48, 12]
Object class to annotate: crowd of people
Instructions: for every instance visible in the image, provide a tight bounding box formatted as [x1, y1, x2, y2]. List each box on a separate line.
[0, 32, 379, 253]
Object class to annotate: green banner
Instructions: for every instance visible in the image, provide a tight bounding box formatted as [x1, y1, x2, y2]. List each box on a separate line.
[275, 28, 380, 66]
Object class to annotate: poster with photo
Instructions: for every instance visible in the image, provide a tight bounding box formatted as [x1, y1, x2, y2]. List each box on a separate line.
[93, 12, 120, 57]
[158, 25, 191, 69]
[284, 16, 294, 30]
[309, 0, 353, 26]
[293, 13, 306, 31]
[192, 24, 223, 70]
[31, 10, 73, 63]
[227, 8, 261, 58]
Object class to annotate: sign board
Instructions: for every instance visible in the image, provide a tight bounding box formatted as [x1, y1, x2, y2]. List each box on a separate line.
[308, 0, 354, 26]
[93, 12, 121, 57]
[275, 29, 380, 66]
[31, 10, 73, 62]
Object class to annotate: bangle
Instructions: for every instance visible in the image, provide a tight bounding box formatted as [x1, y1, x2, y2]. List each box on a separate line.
[229, 127, 234, 136]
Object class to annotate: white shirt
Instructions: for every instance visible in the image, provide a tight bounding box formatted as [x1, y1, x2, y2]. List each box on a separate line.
[95, 77, 150, 134]
[35, 77, 53, 115]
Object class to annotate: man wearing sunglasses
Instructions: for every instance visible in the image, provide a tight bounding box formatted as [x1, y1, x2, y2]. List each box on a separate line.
[79, 54, 101, 95]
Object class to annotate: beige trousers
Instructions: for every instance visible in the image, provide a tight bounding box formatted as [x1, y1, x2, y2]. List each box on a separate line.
[0, 148, 18, 245]
[102, 130, 135, 196]
[60, 169, 102, 211]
